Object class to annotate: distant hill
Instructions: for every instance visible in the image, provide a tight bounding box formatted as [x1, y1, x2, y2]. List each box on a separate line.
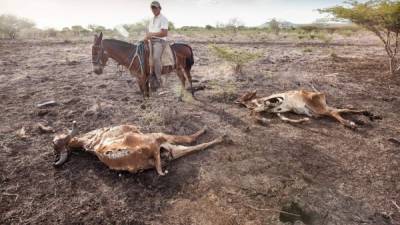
[260, 20, 297, 28]
[260, 19, 353, 29]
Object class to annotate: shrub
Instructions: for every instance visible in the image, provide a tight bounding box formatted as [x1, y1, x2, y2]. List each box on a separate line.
[321, 0, 400, 74]
[0, 14, 35, 39]
[209, 45, 262, 74]
[269, 19, 281, 35]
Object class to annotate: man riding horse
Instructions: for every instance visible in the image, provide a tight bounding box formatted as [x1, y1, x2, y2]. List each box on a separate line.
[91, 1, 195, 99]
[145, 1, 169, 90]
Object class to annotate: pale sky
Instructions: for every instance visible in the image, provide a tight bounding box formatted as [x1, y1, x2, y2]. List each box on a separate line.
[0, 0, 347, 29]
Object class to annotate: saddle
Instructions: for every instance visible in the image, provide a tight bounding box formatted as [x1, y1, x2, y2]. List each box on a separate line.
[161, 43, 175, 67]
[128, 40, 176, 74]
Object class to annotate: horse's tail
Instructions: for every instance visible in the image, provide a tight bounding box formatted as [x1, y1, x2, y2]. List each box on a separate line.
[172, 43, 194, 70]
[186, 45, 194, 70]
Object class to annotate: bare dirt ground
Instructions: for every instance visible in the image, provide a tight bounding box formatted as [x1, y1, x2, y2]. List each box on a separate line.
[1, 34, 400, 225]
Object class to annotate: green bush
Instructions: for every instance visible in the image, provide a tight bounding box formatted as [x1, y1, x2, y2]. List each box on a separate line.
[209, 45, 262, 74]
[320, 0, 400, 74]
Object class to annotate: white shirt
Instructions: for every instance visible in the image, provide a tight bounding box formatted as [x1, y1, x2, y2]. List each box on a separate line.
[148, 14, 168, 40]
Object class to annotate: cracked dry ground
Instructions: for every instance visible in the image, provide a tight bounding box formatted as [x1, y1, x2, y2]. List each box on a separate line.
[1, 39, 400, 225]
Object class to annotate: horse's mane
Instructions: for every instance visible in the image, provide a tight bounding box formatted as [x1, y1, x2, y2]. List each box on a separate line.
[103, 39, 135, 49]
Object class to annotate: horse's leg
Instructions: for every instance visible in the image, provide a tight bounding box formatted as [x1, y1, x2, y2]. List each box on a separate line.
[135, 76, 145, 97]
[138, 73, 149, 98]
[145, 74, 150, 98]
[176, 67, 186, 101]
[184, 68, 195, 97]
[129, 69, 147, 98]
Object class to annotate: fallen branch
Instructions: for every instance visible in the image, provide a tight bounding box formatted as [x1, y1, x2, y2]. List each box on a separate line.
[325, 72, 339, 77]
[392, 200, 400, 213]
[395, 60, 400, 72]
[2, 192, 19, 201]
[158, 91, 169, 96]
[37, 100, 58, 108]
[388, 138, 400, 146]
[244, 203, 301, 217]
[396, 65, 400, 74]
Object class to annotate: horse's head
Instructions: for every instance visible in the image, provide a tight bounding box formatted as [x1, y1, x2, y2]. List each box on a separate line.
[92, 32, 108, 74]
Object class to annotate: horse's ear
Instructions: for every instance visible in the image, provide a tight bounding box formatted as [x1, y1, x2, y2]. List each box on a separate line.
[94, 34, 98, 42]
[99, 32, 103, 41]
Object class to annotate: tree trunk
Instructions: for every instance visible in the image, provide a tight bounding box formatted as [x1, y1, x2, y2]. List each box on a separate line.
[390, 57, 395, 74]
[389, 57, 400, 75]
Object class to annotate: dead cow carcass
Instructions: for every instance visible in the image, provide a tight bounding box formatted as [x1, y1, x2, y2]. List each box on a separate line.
[53, 121, 224, 175]
[235, 90, 379, 128]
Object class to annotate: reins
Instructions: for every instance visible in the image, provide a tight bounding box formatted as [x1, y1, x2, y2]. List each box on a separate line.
[127, 41, 149, 82]
[92, 44, 105, 66]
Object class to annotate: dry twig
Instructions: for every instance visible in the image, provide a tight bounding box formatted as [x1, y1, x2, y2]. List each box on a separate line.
[244, 203, 301, 217]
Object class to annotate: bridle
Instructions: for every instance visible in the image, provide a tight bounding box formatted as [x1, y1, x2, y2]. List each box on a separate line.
[92, 43, 106, 67]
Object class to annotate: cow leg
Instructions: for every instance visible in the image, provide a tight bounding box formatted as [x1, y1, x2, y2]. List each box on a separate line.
[161, 136, 224, 160]
[156, 126, 207, 145]
[326, 110, 356, 129]
[335, 108, 380, 121]
[277, 113, 310, 123]
[335, 108, 366, 114]
[332, 107, 373, 120]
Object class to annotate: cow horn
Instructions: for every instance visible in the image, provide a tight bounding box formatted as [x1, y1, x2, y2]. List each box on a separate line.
[53, 151, 69, 167]
[53, 121, 77, 167]
[68, 121, 78, 139]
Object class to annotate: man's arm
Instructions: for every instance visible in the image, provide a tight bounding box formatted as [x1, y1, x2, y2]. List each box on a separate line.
[145, 16, 169, 40]
[146, 29, 168, 39]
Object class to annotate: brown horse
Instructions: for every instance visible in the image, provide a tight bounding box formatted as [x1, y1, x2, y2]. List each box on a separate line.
[91, 32, 195, 99]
